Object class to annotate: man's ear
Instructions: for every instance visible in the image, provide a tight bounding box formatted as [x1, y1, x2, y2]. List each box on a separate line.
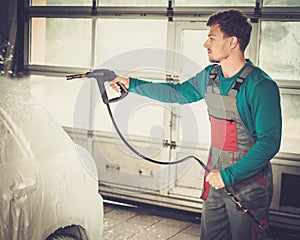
[229, 36, 238, 49]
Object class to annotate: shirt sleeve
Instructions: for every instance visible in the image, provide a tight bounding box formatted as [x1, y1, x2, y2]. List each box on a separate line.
[128, 69, 211, 104]
[220, 79, 282, 186]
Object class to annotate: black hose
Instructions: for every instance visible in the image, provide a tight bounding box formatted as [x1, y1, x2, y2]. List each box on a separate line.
[106, 103, 210, 171]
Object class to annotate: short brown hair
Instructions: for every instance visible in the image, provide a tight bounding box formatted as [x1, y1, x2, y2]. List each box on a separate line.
[207, 9, 252, 52]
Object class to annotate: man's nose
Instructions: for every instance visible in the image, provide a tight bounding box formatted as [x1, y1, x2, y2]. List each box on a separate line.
[203, 39, 209, 48]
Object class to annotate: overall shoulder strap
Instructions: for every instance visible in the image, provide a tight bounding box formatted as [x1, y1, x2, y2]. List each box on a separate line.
[208, 64, 220, 85]
[228, 64, 255, 97]
[208, 64, 221, 93]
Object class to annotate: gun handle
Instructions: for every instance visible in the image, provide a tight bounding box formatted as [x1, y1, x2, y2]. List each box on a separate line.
[105, 82, 128, 104]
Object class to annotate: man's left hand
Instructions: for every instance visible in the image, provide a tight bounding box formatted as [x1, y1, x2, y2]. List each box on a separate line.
[206, 170, 225, 189]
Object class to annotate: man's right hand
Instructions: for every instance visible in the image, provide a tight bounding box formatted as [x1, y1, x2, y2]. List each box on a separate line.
[110, 76, 130, 92]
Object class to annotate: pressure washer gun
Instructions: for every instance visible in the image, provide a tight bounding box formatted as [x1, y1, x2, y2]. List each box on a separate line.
[66, 69, 128, 104]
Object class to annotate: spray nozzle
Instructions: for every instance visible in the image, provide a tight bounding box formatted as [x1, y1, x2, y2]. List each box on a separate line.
[66, 69, 128, 104]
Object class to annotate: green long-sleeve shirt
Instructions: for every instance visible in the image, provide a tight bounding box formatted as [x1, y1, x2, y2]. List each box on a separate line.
[128, 61, 282, 187]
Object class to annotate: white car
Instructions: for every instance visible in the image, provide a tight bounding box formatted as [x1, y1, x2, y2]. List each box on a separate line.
[0, 78, 103, 240]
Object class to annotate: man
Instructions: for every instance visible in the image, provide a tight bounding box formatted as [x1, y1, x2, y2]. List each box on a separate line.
[110, 9, 281, 240]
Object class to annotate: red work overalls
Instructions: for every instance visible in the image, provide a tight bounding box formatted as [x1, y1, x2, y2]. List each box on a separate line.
[200, 64, 273, 240]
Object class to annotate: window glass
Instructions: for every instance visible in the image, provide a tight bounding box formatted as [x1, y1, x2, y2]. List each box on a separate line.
[181, 29, 210, 76]
[259, 21, 300, 81]
[94, 19, 168, 69]
[93, 18, 168, 135]
[31, 0, 92, 6]
[93, 93, 166, 138]
[176, 27, 211, 147]
[98, 0, 167, 6]
[30, 18, 92, 68]
[280, 92, 300, 154]
[263, 0, 300, 6]
[175, 0, 254, 6]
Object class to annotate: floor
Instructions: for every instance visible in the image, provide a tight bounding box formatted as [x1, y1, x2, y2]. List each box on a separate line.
[102, 201, 201, 240]
[102, 200, 300, 240]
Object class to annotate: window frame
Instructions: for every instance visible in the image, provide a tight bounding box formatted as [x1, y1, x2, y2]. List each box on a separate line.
[24, 2, 300, 158]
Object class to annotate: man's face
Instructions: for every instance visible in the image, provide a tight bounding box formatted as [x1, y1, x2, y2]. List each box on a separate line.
[203, 24, 232, 63]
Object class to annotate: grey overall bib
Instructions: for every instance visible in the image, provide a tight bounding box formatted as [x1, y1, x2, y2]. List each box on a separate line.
[200, 64, 273, 240]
